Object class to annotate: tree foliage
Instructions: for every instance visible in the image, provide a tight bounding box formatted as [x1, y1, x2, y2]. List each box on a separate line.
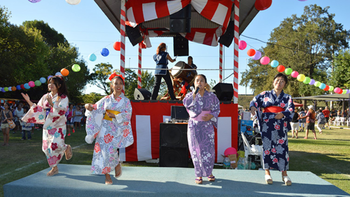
[240, 4, 350, 97]
[331, 50, 350, 89]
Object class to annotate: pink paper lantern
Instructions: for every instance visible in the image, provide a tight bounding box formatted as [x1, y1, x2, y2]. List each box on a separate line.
[291, 71, 299, 78]
[260, 56, 270, 65]
[224, 147, 237, 157]
[28, 81, 35, 87]
[238, 40, 247, 50]
[334, 87, 340, 94]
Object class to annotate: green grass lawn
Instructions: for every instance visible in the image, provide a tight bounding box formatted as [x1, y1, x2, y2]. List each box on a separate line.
[0, 125, 349, 196]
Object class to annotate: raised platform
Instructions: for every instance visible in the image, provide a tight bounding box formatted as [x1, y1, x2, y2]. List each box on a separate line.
[4, 164, 349, 197]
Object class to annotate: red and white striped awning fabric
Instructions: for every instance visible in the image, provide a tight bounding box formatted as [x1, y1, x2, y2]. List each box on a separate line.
[125, 0, 233, 47]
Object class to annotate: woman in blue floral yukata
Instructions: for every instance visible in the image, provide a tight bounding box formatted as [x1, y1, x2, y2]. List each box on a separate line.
[84, 72, 133, 185]
[183, 74, 220, 184]
[250, 73, 294, 186]
[21, 76, 72, 176]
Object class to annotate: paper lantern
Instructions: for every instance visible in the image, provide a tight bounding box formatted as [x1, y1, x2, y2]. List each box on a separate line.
[1, 88, 5, 92]
[60, 68, 69, 76]
[291, 71, 299, 78]
[40, 77, 46, 83]
[89, 53, 97, 61]
[303, 77, 311, 84]
[285, 68, 293, 75]
[329, 86, 334, 92]
[324, 85, 329, 91]
[339, 89, 343, 94]
[319, 83, 326, 89]
[8, 87, 12, 91]
[4, 87, 8, 91]
[277, 65, 285, 72]
[28, 0, 41, 3]
[66, 0, 81, 5]
[20, 84, 25, 89]
[16, 85, 21, 90]
[334, 87, 340, 94]
[11, 86, 16, 91]
[24, 83, 30, 89]
[55, 72, 62, 76]
[113, 42, 121, 51]
[101, 48, 109, 57]
[270, 60, 279, 68]
[238, 40, 247, 50]
[309, 79, 315, 85]
[72, 64, 81, 72]
[342, 89, 347, 94]
[314, 81, 321, 87]
[224, 147, 237, 157]
[247, 49, 256, 57]
[297, 74, 305, 82]
[255, 0, 272, 11]
[260, 56, 270, 65]
[35, 80, 42, 86]
[28, 81, 35, 87]
[252, 50, 261, 60]
[48, 75, 53, 80]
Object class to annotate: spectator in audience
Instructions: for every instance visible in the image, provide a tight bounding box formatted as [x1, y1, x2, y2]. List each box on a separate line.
[316, 109, 327, 134]
[322, 106, 330, 129]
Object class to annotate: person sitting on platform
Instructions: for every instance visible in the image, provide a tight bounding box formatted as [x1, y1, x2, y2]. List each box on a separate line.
[84, 72, 134, 185]
[179, 56, 198, 95]
[183, 74, 220, 184]
[152, 42, 177, 100]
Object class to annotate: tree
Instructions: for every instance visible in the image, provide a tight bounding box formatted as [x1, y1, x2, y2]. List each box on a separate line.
[331, 50, 350, 89]
[79, 92, 104, 104]
[90, 63, 114, 95]
[240, 4, 350, 96]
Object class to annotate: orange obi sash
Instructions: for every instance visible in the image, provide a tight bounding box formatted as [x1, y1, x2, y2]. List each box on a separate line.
[263, 106, 284, 113]
[103, 110, 120, 121]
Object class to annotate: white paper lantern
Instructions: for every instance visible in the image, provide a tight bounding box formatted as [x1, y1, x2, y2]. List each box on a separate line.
[66, 0, 81, 5]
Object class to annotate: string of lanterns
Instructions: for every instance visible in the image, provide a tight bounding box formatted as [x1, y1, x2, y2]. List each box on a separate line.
[239, 40, 348, 95]
[0, 64, 81, 93]
[28, 0, 81, 5]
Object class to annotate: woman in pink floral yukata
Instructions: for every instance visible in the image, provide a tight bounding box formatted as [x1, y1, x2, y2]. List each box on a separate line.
[21, 75, 72, 176]
[84, 72, 134, 185]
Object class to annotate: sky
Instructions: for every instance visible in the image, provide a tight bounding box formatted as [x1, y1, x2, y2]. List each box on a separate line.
[1, 0, 350, 96]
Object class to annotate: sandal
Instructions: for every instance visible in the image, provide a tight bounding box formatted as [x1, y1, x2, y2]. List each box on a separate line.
[65, 145, 73, 160]
[282, 176, 292, 186]
[114, 163, 122, 178]
[105, 174, 113, 185]
[265, 174, 273, 184]
[47, 167, 59, 176]
[195, 178, 203, 184]
[208, 175, 215, 182]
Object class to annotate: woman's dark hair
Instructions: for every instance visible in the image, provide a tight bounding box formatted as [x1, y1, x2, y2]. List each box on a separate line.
[274, 73, 288, 85]
[156, 43, 166, 54]
[49, 76, 68, 96]
[109, 76, 124, 94]
[195, 74, 207, 83]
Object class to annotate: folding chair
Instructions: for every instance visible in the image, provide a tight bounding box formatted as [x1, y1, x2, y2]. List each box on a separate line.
[241, 132, 264, 168]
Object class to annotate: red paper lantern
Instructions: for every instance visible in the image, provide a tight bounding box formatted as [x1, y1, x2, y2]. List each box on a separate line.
[323, 85, 329, 91]
[20, 84, 25, 89]
[247, 49, 256, 57]
[276, 65, 285, 73]
[339, 89, 343, 94]
[255, 0, 272, 11]
[113, 41, 121, 51]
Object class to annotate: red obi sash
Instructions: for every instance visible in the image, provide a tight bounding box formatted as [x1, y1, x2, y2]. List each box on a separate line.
[263, 106, 284, 113]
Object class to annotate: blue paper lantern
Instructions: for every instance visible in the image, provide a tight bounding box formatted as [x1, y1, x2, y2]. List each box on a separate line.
[89, 53, 97, 61]
[47, 75, 53, 80]
[55, 72, 62, 76]
[319, 83, 326, 90]
[40, 77, 46, 83]
[270, 60, 279, 68]
[16, 85, 21, 90]
[101, 48, 109, 57]
[24, 83, 30, 89]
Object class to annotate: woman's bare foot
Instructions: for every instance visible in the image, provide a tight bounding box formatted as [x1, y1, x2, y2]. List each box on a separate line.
[115, 163, 122, 178]
[47, 166, 59, 176]
[105, 174, 113, 185]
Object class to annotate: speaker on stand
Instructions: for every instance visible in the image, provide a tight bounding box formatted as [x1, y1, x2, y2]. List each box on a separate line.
[170, 4, 191, 33]
[126, 24, 143, 46]
[213, 83, 233, 101]
[218, 21, 235, 47]
[159, 123, 189, 167]
[173, 34, 189, 56]
[134, 88, 151, 100]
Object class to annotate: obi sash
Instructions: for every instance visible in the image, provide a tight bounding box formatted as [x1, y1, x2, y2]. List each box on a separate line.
[192, 110, 211, 121]
[263, 106, 284, 113]
[103, 110, 120, 121]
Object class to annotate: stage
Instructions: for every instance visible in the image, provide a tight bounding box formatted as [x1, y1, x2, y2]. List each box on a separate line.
[4, 164, 349, 197]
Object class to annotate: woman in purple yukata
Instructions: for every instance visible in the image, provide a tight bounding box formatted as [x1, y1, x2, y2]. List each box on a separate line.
[21, 76, 73, 176]
[183, 74, 220, 184]
[84, 72, 133, 185]
[250, 73, 294, 186]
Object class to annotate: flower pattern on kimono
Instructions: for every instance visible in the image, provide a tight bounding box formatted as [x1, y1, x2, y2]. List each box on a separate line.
[280, 102, 286, 108]
[33, 106, 43, 112]
[54, 132, 60, 138]
[123, 121, 129, 126]
[58, 110, 66, 116]
[116, 97, 122, 102]
[28, 117, 36, 123]
[109, 146, 114, 154]
[284, 122, 287, 127]
[276, 145, 284, 154]
[271, 148, 277, 153]
[123, 128, 130, 137]
[48, 128, 57, 135]
[94, 142, 100, 153]
[104, 133, 114, 144]
[102, 167, 111, 174]
[264, 150, 270, 155]
[52, 116, 59, 122]
[278, 139, 285, 144]
[43, 140, 48, 150]
[51, 143, 58, 151]
[109, 157, 115, 163]
[58, 128, 64, 139]
[38, 114, 45, 120]
[48, 155, 60, 166]
[272, 157, 278, 164]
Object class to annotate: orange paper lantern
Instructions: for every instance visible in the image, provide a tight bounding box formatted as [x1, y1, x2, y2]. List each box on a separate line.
[247, 49, 256, 57]
[61, 68, 69, 76]
[12, 86, 16, 91]
[113, 41, 121, 51]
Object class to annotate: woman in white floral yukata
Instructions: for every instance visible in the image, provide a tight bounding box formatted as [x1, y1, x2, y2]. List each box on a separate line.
[84, 72, 134, 185]
[21, 75, 73, 176]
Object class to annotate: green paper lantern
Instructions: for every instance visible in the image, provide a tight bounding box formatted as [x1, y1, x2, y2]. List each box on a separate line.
[329, 86, 334, 91]
[285, 68, 293, 75]
[4, 87, 8, 91]
[72, 64, 81, 72]
[303, 77, 311, 84]
[314, 81, 321, 87]
[35, 80, 42, 86]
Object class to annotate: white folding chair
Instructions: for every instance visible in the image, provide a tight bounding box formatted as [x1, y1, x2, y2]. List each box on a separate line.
[333, 117, 340, 126]
[241, 133, 264, 168]
[339, 117, 345, 126]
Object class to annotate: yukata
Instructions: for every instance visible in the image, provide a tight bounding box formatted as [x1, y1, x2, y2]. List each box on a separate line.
[85, 93, 133, 175]
[22, 93, 69, 167]
[183, 91, 220, 177]
[250, 90, 294, 171]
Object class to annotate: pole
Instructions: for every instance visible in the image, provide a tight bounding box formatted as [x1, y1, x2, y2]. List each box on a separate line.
[233, 0, 239, 104]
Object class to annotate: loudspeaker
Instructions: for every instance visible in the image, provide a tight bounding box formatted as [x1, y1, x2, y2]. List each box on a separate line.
[213, 83, 233, 101]
[218, 21, 234, 47]
[171, 106, 189, 120]
[173, 34, 189, 56]
[134, 88, 151, 100]
[170, 4, 191, 33]
[159, 123, 189, 167]
[126, 25, 143, 46]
